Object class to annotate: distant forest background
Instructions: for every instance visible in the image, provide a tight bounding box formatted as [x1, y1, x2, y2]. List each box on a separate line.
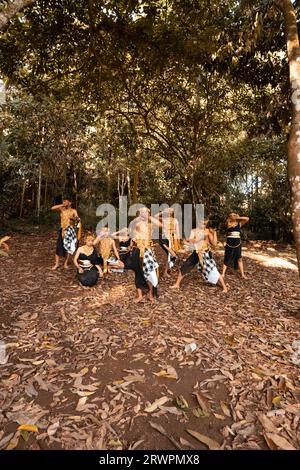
[0, 0, 296, 241]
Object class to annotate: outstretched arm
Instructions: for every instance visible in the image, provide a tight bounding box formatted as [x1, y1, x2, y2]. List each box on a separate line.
[150, 215, 162, 228]
[111, 228, 128, 240]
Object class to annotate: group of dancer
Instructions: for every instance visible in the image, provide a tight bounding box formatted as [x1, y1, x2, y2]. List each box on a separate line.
[51, 200, 249, 302]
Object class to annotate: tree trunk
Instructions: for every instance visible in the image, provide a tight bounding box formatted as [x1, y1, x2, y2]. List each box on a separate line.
[277, 0, 300, 275]
[107, 149, 113, 202]
[117, 172, 126, 198]
[132, 148, 142, 204]
[44, 177, 48, 207]
[127, 168, 131, 205]
[73, 171, 78, 208]
[0, 0, 36, 30]
[37, 164, 42, 219]
[20, 179, 26, 218]
[31, 185, 35, 209]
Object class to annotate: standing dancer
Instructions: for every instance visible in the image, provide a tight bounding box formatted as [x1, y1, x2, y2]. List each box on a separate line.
[112, 227, 148, 294]
[157, 208, 180, 277]
[171, 218, 227, 292]
[222, 213, 249, 280]
[130, 207, 162, 303]
[51, 199, 79, 270]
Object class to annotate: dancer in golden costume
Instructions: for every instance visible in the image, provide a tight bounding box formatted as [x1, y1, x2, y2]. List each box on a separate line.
[51, 199, 80, 270]
[130, 208, 162, 303]
[156, 208, 180, 277]
[171, 218, 227, 292]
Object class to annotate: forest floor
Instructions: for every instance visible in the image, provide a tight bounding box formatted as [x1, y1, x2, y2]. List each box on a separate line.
[0, 233, 300, 451]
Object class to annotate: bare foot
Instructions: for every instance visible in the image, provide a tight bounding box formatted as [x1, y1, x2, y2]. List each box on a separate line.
[51, 264, 59, 271]
[170, 284, 180, 289]
[63, 264, 69, 270]
[133, 296, 144, 303]
[164, 271, 170, 278]
[222, 286, 229, 293]
[148, 295, 155, 304]
[241, 274, 247, 279]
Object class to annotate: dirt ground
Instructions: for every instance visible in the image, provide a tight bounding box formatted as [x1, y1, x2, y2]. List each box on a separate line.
[0, 233, 299, 450]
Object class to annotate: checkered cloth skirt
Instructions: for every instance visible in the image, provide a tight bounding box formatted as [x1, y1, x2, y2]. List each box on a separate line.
[197, 251, 218, 282]
[143, 248, 159, 287]
[63, 226, 77, 255]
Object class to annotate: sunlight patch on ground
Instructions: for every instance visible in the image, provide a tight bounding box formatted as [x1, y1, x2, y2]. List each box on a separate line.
[243, 251, 298, 271]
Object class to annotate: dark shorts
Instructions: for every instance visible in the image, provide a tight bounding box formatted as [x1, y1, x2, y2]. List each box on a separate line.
[56, 229, 66, 257]
[180, 251, 199, 275]
[159, 238, 170, 255]
[224, 240, 242, 270]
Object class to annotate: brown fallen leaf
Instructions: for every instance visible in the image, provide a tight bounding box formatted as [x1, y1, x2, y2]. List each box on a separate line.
[257, 413, 278, 434]
[145, 396, 169, 413]
[75, 391, 96, 397]
[265, 433, 296, 450]
[129, 439, 144, 450]
[159, 406, 182, 416]
[47, 421, 60, 437]
[266, 388, 274, 409]
[220, 368, 234, 381]
[193, 392, 210, 414]
[220, 401, 231, 418]
[149, 422, 182, 450]
[179, 437, 195, 449]
[153, 366, 178, 380]
[76, 397, 88, 411]
[0, 433, 14, 450]
[213, 413, 226, 421]
[186, 429, 221, 450]
[6, 433, 19, 450]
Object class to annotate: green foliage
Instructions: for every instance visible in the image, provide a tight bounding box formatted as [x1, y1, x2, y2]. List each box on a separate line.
[0, 0, 295, 240]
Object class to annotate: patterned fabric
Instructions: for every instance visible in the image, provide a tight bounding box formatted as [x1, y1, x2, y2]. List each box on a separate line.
[197, 251, 218, 281]
[99, 238, 112, 260]
[163, 219, 180, 252]
[143, 248, 159, 287]
[63, 226, 77, 255]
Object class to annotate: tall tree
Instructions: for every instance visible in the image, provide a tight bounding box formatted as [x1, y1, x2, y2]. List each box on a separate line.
[275, 0, 300, 274]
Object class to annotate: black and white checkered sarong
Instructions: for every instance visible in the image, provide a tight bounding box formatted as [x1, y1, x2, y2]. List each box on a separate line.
[197, 251, 218, 282]
[63, 226, 77, 255]
[143, 248, 159, 287]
